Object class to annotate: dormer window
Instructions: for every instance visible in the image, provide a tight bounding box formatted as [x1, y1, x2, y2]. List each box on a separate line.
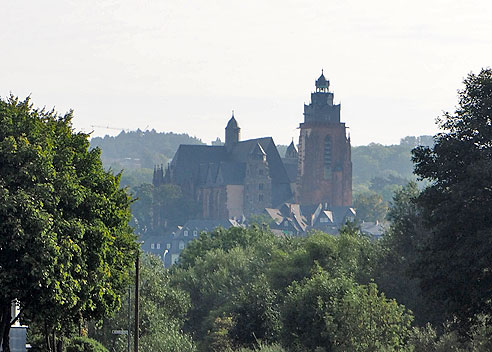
[184, 230, 188, 237]
[193, 230, 198, 236]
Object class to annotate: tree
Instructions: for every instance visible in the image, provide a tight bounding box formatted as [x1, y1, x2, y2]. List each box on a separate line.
[0, 96, 137, 351]
[281, 269, 413, 352]
[153, 184, 199, 230]
[373, 182, 441, 326]
[353, 191, 388, 223]
[412, 68, 492, 330]
[129, 183, 154, 234]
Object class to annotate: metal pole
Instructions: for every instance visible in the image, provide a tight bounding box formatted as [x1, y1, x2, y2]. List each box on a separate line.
[134, 252, 140, 352]
[127, 286, 131, 352]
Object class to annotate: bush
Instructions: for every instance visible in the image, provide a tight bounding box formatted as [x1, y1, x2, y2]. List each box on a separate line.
[66, 337, 109, 352]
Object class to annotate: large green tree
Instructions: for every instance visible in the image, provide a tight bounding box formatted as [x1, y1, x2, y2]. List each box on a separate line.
[0, 96, 137, 351]
[281, 269, 413, 352]
[412, 68, 492, 330]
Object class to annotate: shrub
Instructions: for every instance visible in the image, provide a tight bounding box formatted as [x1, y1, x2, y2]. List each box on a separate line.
[66, 337, 109, 352]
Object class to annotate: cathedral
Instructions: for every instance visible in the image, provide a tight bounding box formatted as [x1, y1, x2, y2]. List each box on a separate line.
[154, 71, 352, 220]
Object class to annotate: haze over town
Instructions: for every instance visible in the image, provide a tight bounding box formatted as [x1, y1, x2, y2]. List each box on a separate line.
[1, 0, 492, 146]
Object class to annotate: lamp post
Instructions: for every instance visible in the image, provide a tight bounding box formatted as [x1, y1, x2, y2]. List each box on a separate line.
[134, 241, 144, 352]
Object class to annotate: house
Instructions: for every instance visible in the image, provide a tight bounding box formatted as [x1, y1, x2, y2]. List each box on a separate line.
[143, 219, 243, 267]
[264, 202, 356, 235]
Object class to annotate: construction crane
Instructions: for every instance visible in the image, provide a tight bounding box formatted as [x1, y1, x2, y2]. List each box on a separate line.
[90, 125, 150, 133]
[90, 125, 131, 132]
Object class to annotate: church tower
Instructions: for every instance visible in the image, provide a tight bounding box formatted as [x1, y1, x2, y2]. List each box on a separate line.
[297, 71, 352, 207]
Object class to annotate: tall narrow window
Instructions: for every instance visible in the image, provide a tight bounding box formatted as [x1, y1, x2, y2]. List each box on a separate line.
[324, 136, 332, 179]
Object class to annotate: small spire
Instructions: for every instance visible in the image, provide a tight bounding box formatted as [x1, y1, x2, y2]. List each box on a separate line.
[232, 109, 234, 117]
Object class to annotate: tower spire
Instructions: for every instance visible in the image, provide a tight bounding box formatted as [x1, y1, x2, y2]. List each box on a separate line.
[225, 112, 240, 152]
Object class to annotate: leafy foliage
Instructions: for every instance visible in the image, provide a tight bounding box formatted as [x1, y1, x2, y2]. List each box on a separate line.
[281, 269, 413, 352]
[0, 95, 137, 349]
[90, 254, 195, 352]
[171, 226, 410, 351]
[353, 191, 389, 222]
[412, 68, 492, 330]
[373, 182, 441, 326]
[66, 337, 109, 352]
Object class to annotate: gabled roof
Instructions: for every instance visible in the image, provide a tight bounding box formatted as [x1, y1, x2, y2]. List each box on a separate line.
[321, 210, 334, 223]
[249, 142, 266, 158]
[264, 208, 284, 225]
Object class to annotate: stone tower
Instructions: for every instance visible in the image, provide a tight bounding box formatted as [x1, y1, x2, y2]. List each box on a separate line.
[297, 71, 352, 207]
[243, 143, 272, 215]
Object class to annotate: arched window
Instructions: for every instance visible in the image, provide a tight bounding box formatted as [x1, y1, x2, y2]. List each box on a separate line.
[324, 135, 332, 179]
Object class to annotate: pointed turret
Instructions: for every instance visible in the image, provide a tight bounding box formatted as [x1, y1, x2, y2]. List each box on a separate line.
[225, 111, 240, 152]
[315, 69, 330, 92]
[285, 140, 298, 159]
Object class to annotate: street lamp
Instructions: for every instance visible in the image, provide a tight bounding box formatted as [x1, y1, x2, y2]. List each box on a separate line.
[134, 240, 144, 352]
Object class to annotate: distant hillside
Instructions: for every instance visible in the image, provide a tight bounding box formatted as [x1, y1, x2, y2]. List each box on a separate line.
[91, 130, 433, 192]
[351, 135, 433, 200]
[91, 129, 204, 168]
[90, 129, 204, 187]
[352, 136, 433, 184]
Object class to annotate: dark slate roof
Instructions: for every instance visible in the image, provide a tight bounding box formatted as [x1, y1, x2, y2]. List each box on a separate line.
[283, 162, 298, 183]
[316, 71, 329, 89]
[331, 206, 356, 225]
[226, 116, 239, 129]
[168, 137, 292, 207]
[217, 162, 245, 185]
[171, 145, 227, 183]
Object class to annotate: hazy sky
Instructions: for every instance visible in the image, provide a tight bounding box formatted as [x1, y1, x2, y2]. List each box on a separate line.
[1, 0, 491, 146]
